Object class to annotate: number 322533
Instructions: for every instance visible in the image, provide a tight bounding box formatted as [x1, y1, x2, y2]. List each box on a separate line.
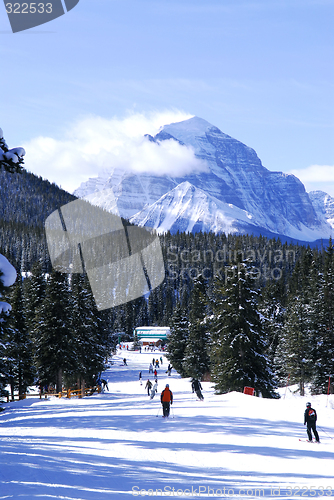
[6, 3, 53, 14]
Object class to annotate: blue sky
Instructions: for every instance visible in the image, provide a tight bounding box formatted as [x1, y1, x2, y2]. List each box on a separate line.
[1, 0, 333, 196]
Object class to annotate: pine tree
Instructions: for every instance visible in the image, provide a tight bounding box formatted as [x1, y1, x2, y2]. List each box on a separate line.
[33, 271, 75, 393]
[211, 262, 277, 397]
[0, 303, 12, 401]
[279, 295, 313, 396]
[311, 238, 334, 393]
[182, 276, 210, 380]
[166, 303, 189, 377]
[259, 278, 286, 385]
[69, 274, 105, 389]
[278, 247, 315, 395]
[7, 279, 35, 398]
[0, 257, 17, 401]
[23, 261, 46, 333]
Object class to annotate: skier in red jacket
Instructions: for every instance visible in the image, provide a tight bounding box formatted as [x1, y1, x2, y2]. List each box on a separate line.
[160, 384, 173, 417]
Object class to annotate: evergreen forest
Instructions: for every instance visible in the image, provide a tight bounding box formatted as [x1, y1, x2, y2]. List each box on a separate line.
[1, 162, 333, 400]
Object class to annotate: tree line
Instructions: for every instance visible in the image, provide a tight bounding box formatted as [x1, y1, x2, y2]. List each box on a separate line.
[166, 235, 334, 397]
[0, 264, 108, 400]
[1, 230, 333, 400]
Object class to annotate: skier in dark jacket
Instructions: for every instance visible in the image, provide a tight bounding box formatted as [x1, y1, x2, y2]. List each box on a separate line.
[160, 384, 173, 417]
[145, 379, 152, 396]
[191, 379, 204, 400]
[304, 402, 320, 442]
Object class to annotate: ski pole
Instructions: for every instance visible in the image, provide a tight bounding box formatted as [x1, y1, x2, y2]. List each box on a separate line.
[317, 425, 334, 439]
[171, 405, 175, 418]
[156, 405, 161, 417]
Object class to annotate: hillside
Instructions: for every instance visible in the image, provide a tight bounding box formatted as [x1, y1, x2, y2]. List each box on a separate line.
[0, 168, 76, 270]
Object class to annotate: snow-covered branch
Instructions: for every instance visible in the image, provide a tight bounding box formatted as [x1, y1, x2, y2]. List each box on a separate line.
[0, 127, 25, 174]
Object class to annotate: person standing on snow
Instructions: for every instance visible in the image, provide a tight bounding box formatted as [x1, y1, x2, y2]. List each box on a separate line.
[139, 372, 142, 385]
[191, 379, 204, 400]
[101, 379, 109, 391]
[304, 402, 320, 442]
[145, 379, 152, 396]
[150, 381, 158, 399]
[160, 384, 173, 417]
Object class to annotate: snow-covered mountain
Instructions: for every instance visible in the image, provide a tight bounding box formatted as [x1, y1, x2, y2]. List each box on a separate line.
[74, 117, 333, 241]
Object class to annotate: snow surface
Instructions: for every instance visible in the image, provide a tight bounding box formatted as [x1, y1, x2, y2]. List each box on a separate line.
[1, 349, 333, 499]
[129, 181, 254, 235]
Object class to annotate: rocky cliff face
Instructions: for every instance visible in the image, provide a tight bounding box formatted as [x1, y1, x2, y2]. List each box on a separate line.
[74, 117, 333, 241]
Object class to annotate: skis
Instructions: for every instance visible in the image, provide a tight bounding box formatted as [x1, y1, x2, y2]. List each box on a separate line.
[299, 439, 320, 443]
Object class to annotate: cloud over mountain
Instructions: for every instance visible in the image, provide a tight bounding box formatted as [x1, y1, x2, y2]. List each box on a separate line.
[23, 110, 208, 193]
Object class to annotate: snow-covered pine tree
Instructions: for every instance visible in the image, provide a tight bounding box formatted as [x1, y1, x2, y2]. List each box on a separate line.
[0, 127, 25, 174]
[0, 311, 12, 401]
[279, 295, 313, 396]
[259, 278, 286, 385]
[0, 255, 17, 401]
[23, 261, 46, 334]
[132, 330, 140, 351]
[166, 302, 189, 377]
[182, 275, 210, 380]
[33, 271, 75, 393]
[68, 273, 105, 390]
[7, 279, 35, 399]
[311, 238, 334, 393]
[0, 282, 11, 401]
[211, 261, 277, 397]
[277, 248, 315, 395]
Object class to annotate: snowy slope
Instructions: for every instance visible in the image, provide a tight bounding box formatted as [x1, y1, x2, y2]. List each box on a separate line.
[1, 349, 334, 499]
[309, 191, 334, 230]
[130, 181, 257, 234]
[74, 117, 333, 241]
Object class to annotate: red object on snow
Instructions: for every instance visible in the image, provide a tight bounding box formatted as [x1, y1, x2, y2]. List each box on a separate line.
[243, 386, 255, 396]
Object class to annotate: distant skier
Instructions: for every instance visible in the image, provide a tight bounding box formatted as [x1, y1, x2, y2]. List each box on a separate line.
[149, 363, 153, 373]
[123, 358, 127, 366]
[167, 364, 172, 376]
[150, 381, 158, 399]
[145, 379, 152, 396]
[101, 379, 109, 391]
[304, 402, 320, 442]
[160, 356, 163, 365]
[191, 379, 204, 400]
[154, 369, 157, 378]
[160, 384, 173, 417]
[139, 372, 142, 385]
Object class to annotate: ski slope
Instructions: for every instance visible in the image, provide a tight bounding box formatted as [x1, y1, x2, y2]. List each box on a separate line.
[1, 348, 333, 499]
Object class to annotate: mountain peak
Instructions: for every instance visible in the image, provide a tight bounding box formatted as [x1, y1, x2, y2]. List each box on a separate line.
[163, 116, 214, 135]
[160, 116, 228, 146]
[74, 116, 333, 241]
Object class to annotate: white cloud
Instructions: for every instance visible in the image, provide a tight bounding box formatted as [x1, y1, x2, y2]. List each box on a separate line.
[23, 110, 209, 193]
[289, 165, 334, 198]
